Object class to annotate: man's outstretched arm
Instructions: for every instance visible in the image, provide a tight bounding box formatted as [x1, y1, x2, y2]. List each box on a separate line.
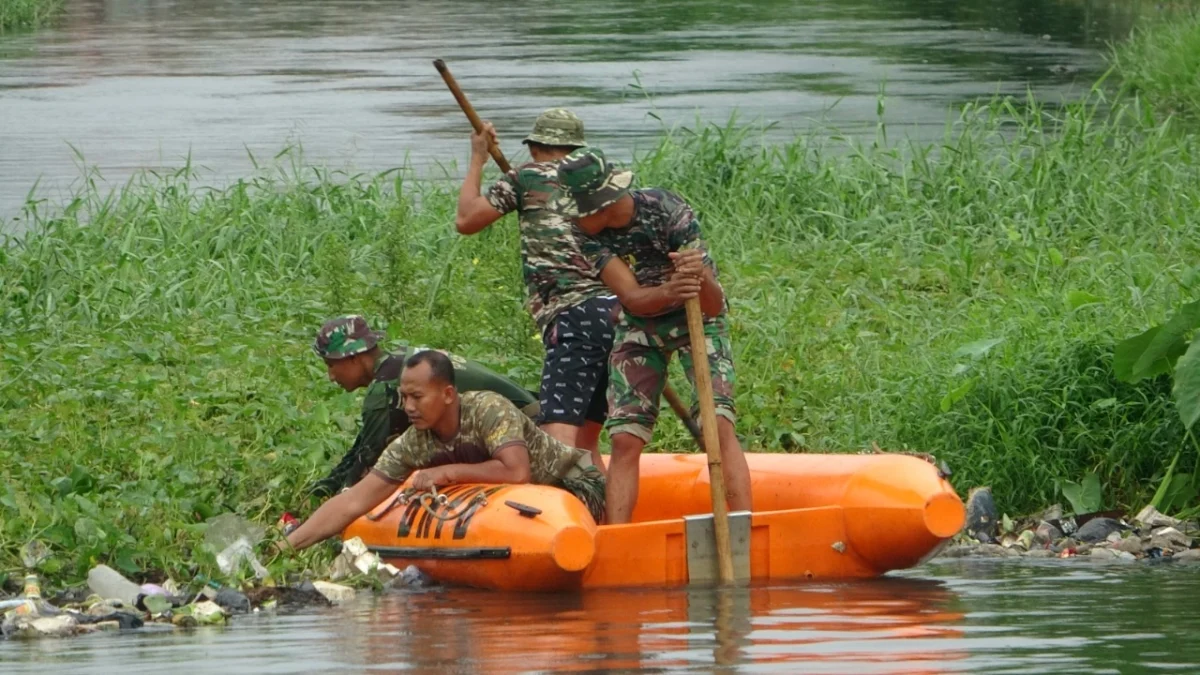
[286, 472, 399, 551]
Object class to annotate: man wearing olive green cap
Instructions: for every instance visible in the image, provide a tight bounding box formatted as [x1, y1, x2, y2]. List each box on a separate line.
[455, 110, 617, 472]
[309, 314, 538, 497]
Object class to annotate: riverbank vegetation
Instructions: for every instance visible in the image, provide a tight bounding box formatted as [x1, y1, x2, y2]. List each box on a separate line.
[2, 12, 1200, 588]
[0, 0, 64, 33]
[1111, 6, 1200, 122]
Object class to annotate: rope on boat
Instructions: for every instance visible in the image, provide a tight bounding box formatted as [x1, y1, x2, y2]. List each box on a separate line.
[366, 485, 488, 522]
[417, 489, 488, 521]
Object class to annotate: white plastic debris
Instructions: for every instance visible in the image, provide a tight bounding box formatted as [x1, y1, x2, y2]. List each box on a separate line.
[1135, 505, 1181, 529]
[192, 601, 227, 625]
[1150, 527, 1193, 551]
[342, 537, 370, 558]
[330, 537, 400, 582]
[216, 537, 270, 579]
[400, 565, 431, 588]
[207, 514, 269, 579]
[6, 615, 80, 638]
[312, 581, 356, 605]
[87, 564, 144, 607]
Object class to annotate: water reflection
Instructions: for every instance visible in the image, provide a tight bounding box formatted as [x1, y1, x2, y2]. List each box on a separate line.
[358, 578, 964, 672]
[5, 562, 1200, 672]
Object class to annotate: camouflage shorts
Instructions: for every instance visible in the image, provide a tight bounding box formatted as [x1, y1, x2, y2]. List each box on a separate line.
[606, 312, 736, 443]
[558, 462, 607, 524]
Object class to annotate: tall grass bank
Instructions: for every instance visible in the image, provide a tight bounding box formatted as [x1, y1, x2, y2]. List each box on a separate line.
[0, 0, 64, 33]
[3, 13, 1200, 586]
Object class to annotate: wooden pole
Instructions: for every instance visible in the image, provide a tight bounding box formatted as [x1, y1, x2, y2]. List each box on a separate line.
[433, 58, 512, 173]
[684, 297, 734, 584]
[662, 381, 704, 447]
[432, 58, 700, 443]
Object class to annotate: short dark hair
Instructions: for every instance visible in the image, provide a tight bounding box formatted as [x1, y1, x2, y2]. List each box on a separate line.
[527, 141, 579, 154]
[404, 350, 456, 387]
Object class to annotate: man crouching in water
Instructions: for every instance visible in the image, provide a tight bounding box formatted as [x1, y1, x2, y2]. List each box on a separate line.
[281, 350, 606, 552]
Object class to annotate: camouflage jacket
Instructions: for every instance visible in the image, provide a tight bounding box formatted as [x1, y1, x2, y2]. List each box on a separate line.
[310, 349, 537, 496]
[373, 391, 588, 486]
[486, 160, 610, 332]
[576, 188, 724, 321]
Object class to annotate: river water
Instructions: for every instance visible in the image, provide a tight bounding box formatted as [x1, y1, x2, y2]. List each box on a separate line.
[3, 560, 1199, 672]
[5, 1, 1193, 670]
[0, 0, 1144, 223]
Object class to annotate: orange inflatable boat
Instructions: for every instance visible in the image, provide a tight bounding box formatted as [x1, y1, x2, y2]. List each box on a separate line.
[344, 453, 964, 591]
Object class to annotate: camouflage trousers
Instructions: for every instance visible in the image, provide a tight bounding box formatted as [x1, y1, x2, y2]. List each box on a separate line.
[606, 311, 736, 443]
[557, 461, 607, 524]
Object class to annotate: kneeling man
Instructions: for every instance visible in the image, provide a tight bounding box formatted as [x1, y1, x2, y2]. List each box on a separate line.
[283, 350, 606, 551]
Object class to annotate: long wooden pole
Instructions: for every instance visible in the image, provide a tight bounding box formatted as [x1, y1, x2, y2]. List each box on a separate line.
[662, 382, 704, 447]
[432, 57, 702, 446]
[685, 298, 735, 584]
[433, 59, 511, 173]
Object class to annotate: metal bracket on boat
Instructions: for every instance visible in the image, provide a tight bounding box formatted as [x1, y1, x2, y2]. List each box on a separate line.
[683, 510, 752, 584]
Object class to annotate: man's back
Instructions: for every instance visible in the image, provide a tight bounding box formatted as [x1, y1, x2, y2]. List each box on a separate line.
[487, 160, 608, 331]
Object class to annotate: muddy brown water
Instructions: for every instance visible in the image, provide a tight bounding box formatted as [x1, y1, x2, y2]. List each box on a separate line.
[3, 560, 1200, 672]
[0, 0, 1146, 225]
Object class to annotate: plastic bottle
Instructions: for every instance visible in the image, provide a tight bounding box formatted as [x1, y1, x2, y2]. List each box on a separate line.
[87, 564, 144, 607]
[7, 599, 39, 617]
[2, 573, 62, 620]
[22, 573, 41, 600]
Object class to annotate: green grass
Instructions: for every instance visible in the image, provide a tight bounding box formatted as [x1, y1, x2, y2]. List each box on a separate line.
[633, 91, 1198, 514]
[4, 16, 1200, 589]
[1111, 8, 1200, 122]
[0, 0, 65, 33]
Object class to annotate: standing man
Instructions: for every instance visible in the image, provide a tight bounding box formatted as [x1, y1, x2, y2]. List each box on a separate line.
[556, 149, 753, 524]
[282, 350, 607, 552]
[309, 315, 538, 497]
[455, 109, 615, 471]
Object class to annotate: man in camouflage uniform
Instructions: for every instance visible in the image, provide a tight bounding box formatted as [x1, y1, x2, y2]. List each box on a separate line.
[309, 315, 538, 497]
[282, 350, 606, 551]
[455, 109, 615, 470]
[555, 149, 753, 525]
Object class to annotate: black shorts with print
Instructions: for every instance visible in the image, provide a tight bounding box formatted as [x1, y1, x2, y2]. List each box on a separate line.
[539, 296, 617, 425]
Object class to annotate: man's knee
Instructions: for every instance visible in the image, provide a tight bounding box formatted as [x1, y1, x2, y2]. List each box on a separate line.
[520, 400, 542, 419]
[540, 421, 579, 444]
[610, 432, 645, 459]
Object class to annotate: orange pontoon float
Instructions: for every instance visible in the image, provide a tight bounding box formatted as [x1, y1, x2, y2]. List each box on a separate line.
[344, 453, 964, 591]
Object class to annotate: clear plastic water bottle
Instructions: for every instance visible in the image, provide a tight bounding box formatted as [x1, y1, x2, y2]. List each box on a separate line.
[87, 564, 144, 607]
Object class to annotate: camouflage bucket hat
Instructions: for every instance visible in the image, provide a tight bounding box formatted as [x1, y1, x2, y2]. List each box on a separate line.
[557, 148, 633, 217]
[522, 108, 587, 148]
[314, 315, 385, 359]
